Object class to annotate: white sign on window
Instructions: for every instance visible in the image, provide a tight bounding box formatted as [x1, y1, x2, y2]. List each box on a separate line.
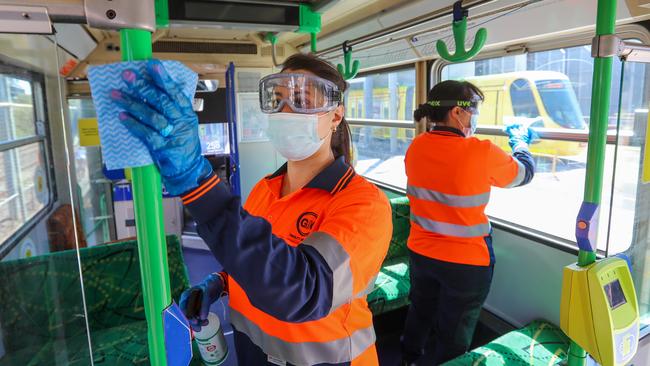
[237, 92, 269, 143]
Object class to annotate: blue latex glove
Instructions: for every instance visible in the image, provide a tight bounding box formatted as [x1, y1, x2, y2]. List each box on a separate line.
[179, 273, 225, 332]
[504, 123, 539, 152]
[110, 59, 212, 196]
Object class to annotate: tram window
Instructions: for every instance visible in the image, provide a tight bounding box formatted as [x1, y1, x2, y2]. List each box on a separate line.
[346, 68, 416, 121]
[346, 67, 416, 189]
[441, 43, 648, 253]
[0, 71, 52, 247]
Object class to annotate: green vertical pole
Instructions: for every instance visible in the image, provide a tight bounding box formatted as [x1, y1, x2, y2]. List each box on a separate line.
[578, 0, 616, 265]
[568, 0, 617, 365]
[119, 2, 171, 365]
[576, 0, 616, 267]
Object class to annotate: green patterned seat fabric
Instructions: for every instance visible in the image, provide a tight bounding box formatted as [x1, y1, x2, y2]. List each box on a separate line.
[443, 320, 570, 366]
[384, 196, 410, 262]
[369, 194, 412, 315]
[367, 257, 410, 315]
[0, 236, 190, 366]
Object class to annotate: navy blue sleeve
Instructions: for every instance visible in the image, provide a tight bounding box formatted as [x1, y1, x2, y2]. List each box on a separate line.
[182, 175, 335, 323]
[513, 149, 535, 186]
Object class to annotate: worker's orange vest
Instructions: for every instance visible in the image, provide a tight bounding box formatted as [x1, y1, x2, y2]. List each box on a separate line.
[405, 129, 523, 266]
[229, 165, 391, 365]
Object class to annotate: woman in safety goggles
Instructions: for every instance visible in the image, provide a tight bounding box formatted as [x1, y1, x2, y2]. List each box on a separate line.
[400, 80, 537, 365]
[112, 53, 392, 366]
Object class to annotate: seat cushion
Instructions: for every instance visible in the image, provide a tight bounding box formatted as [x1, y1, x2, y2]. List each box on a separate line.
[0, 321, 149, 366]
[368, 257, 411, 315]
[443, 320, 570, 366]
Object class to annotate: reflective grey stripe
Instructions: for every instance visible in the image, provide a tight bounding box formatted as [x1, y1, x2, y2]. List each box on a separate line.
[506, 159, 526, 188]
[230, 308, 376, 365]
[407, 185, 490, 208]
[356, 275, 378, 299]
[411, 213, 491, 238]
[303, 231, 353, 312]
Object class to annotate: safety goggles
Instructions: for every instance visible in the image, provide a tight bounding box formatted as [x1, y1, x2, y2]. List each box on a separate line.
[259, 73, 343, 114]
[427, 99, 480, 115]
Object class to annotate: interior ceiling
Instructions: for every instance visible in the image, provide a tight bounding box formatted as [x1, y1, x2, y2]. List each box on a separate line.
[79, 0, 418, 47]
[281, 0, 410, 47]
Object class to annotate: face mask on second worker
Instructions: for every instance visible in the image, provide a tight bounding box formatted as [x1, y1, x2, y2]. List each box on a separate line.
[454, 108, 478, 137]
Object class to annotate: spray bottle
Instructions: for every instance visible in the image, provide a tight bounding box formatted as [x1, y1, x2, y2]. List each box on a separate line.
[186, 289, 229, 365]
[194, 312, 228, 365]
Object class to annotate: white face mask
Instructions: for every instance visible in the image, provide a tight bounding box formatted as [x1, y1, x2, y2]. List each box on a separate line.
[265, 112, 326, 161]
[456, 111, 478, 137]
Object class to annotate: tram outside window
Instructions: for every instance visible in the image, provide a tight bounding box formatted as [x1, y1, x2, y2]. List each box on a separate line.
[535, 79, 586, 129]
[441, 43, 648, 254]
[510, 79, 540, 118]
[346, 67, 416, 189]
[0, 69, 52, 248]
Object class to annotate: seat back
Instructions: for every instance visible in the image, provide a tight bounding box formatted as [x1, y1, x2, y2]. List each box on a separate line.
[0, 235, 190, 353]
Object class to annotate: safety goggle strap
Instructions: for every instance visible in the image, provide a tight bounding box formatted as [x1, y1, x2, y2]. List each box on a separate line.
[329, 90, 343, 103]
[427, 100, 478, 109]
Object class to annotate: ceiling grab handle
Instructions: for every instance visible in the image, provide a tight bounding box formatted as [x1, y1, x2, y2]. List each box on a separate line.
[265, 32, 281, 67]
[297, 4, 321, 53]
[337, 41, 360, 80]
[435, 1, 487, 63]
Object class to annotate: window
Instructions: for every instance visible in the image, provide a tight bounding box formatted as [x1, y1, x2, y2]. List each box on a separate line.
[351, 125, 414, 188]
[441, 43, 648, 254]
[346, 67, 416, 189]
[0, 67, 52, 247]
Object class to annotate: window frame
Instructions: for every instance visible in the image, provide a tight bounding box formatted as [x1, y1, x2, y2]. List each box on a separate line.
[429, 23, 650, 254]
[0, 60, 56, 258]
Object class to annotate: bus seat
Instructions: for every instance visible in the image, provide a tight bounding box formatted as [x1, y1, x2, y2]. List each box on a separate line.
[368, 195, 412, 315]
[443, 320, 570, 366]
[0, 235, 190, 366]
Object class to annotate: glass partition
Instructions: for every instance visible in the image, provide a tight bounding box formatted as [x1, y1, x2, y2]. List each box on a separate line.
[0, 33, 93, 366]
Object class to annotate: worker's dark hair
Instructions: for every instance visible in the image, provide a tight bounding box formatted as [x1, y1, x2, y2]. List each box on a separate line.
[414, 80, 484, 124]
[281, 53, 352, 165]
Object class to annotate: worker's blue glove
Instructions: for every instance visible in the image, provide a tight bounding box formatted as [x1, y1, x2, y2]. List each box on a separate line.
[505, 123, 539, 152]
[110, 59, 212, 196]
[179, 273, 225, 332]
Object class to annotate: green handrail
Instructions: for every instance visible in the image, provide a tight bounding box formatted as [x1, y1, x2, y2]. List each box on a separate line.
[120, 2, 172, 365]
[568, 0, 617, 365]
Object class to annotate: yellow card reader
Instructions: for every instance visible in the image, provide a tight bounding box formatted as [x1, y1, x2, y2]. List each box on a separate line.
[560, 257, 639, 366]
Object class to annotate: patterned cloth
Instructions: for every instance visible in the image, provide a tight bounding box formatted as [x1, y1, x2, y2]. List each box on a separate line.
[368, 196, 411, 315]
[87, 60, 197, 170]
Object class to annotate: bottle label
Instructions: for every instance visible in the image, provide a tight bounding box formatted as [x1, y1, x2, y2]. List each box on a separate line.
[196, 329, 228, 365]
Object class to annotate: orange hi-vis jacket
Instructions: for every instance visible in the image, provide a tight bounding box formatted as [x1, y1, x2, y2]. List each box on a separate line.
[183, 156, 392, 365]
[405, 127, 535, 266]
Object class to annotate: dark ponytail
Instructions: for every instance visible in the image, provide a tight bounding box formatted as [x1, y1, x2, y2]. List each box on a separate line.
[281, 53, 352, 165]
